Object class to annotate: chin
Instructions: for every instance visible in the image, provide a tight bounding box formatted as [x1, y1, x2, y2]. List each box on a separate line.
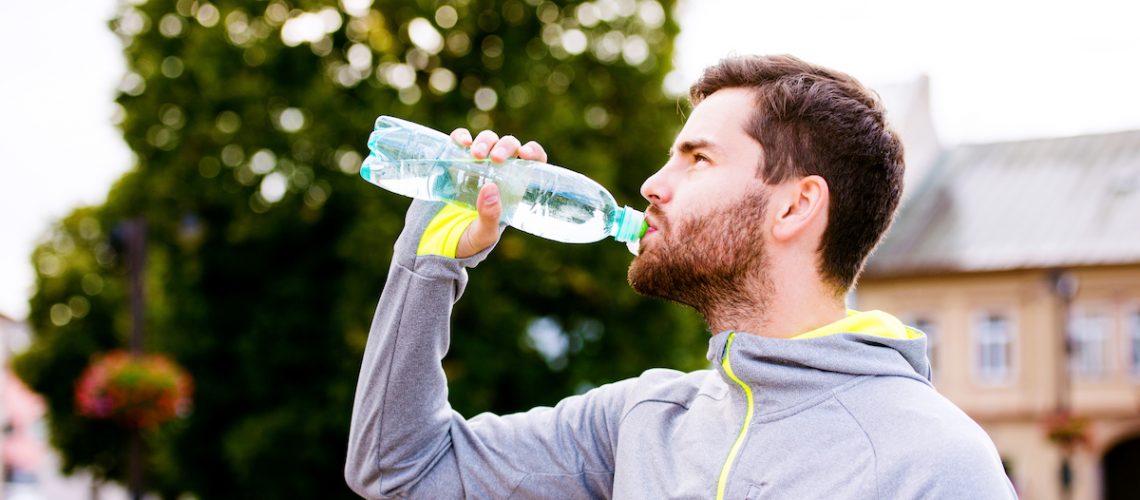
[626, 248, 674, 299]
[626, 253, 653, 294]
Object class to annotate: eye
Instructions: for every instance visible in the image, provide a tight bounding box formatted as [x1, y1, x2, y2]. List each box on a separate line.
[694, 153, 711, 164]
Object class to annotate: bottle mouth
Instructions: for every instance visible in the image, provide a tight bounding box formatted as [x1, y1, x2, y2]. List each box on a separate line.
[614, 207, 648, 255]
[614, 206, 647, 243]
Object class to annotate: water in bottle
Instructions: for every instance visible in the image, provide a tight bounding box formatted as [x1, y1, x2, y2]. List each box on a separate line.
[359, 116, 647, 254]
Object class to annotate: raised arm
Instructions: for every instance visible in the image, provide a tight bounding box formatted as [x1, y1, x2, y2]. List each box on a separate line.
[345, 130, 627, 499]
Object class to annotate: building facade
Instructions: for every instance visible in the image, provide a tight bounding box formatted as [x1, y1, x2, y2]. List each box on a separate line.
[859, 130, 1140, 500]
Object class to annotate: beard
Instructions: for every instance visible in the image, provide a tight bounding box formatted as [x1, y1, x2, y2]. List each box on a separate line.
[627, 190, 772, 320]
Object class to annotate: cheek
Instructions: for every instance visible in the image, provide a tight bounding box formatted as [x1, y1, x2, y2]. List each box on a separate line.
[669, 180, 718, 211]
[676, 180, 756, 217]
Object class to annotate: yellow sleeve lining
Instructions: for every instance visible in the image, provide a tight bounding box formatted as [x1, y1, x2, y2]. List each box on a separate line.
[416, 203, 479, 258]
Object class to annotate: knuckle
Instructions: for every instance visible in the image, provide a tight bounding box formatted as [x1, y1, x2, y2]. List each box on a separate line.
[450, 128, 472, 143]
[523, 141, 547, 159]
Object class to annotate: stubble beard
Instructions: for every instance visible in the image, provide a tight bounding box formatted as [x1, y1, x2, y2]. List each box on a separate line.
[627, 191, 773, 326]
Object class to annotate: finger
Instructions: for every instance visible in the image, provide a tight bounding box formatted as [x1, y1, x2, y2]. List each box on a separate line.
[456, 183, 502, 258]
[489, 135, 522, 163]
[519, 141, 548, 163]
[476, 183, 501, 229]
[450, 128, 473, 147]
[471, 130, 500, 159]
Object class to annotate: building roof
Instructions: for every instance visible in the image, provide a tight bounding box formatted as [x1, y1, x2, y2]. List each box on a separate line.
[865, 130, 1140, 278]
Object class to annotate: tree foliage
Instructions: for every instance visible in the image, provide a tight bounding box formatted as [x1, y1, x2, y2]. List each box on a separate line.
[15, 0, 707, 497]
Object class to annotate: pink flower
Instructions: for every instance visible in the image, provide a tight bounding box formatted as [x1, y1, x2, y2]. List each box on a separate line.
[74, 350, 194, 429]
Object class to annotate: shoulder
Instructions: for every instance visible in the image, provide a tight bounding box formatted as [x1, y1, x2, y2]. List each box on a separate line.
[546, 368, 716, 416]
[835, 376, 993, 453]
[623, 368, 722, 410]
[835, 377, 1015, 497]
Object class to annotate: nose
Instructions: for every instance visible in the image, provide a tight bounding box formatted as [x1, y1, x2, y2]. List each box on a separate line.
[640, 165, 672, 205]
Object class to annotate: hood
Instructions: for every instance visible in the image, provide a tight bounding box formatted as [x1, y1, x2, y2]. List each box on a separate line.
[705, 310, 931, 418]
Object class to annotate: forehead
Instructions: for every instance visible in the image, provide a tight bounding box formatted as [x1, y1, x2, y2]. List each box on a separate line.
[674, 88, 758, 149]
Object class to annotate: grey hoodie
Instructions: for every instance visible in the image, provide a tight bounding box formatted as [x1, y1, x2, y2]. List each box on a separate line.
[346, 201, 1018, 499]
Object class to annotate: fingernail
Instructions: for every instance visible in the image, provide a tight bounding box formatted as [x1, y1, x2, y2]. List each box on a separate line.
[484, 184, 500, 205]
[473, 144, 487, 157]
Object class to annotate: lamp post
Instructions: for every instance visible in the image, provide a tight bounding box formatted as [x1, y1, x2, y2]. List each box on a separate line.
[117, 218, 147, 500]
[1049, 269, 1079, 500]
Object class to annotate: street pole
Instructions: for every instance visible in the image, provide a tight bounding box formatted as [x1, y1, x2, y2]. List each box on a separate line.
[127, 218, 145, 354]
[124, 218, 146, 500]
[1050, 270, 1078, 500]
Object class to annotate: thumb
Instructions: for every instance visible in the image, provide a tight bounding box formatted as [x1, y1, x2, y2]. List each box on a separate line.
[456, 183, 502, 258]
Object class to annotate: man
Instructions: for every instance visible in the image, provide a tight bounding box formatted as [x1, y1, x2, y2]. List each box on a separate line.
[346, 55, 1017, 499]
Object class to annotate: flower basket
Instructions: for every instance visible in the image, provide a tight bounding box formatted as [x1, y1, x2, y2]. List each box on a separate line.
[1043, 411, 1091, 450]
[75, 350, 193, 429]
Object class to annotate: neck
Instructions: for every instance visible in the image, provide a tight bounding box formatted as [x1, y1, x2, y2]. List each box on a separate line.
[703, 267, 846, 339]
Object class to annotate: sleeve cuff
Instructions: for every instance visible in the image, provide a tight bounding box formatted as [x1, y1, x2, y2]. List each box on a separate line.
[416, 203, 479, 258]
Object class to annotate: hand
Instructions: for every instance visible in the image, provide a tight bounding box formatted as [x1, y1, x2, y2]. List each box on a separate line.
[448, 128, 548, 258]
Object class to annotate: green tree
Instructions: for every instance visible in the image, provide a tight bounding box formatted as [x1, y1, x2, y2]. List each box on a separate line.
[15, 0, 707, 497]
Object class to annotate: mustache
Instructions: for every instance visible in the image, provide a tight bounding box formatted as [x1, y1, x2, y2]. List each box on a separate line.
[645, 205, 668, 231]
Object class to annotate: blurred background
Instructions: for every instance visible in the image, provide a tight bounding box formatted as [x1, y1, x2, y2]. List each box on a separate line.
[1, 0, 1138, 499]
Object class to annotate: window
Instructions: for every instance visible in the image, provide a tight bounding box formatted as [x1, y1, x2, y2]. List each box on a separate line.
[975, 312, 1014, 384]
[1069, 308, 1111, 379]
[1128, 308, 1140, 378]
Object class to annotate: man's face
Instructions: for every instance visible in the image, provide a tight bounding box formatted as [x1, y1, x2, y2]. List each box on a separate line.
[627, 88, 772, 310]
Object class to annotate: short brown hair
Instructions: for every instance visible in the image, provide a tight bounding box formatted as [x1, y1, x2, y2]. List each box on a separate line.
[690, 54, 905, 292]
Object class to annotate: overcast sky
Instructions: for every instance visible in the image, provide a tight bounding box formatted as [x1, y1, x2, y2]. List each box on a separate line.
[2, 0, 1138, 320]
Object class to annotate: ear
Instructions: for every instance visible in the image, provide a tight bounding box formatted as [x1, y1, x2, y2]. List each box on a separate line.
[772, 175, 829, 242]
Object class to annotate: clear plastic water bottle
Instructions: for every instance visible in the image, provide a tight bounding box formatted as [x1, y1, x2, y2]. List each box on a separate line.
[359, 115, 647, 254]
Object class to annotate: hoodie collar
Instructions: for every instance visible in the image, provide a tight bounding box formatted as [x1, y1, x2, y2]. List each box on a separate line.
[705, 310, 931, 417]
[791, 309, 924, 340]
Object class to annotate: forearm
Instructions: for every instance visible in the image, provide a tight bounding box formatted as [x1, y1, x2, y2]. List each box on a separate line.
[344, 201, 623, 499]
[345, 201, 488, 498]
[345, 253, 465, 498]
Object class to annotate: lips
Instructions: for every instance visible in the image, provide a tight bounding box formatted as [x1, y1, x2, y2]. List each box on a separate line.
[640, 222, 660, 247]
[644, 212, 663, 236]
[642, 217, 661, 239]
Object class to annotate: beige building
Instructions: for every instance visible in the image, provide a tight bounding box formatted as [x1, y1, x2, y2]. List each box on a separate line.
[858, 129, 1140, 500]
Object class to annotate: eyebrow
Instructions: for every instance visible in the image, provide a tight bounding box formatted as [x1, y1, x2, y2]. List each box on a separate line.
[668, 138, 720, 157]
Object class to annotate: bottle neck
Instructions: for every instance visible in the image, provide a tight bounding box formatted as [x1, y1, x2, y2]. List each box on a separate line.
[611, 206, 647, 243]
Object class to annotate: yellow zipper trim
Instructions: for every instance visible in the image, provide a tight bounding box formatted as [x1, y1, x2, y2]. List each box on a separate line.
[716, 332, 754, 500]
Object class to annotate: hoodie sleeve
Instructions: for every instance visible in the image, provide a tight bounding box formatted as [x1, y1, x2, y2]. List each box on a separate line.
[345, 200, 628, 499]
